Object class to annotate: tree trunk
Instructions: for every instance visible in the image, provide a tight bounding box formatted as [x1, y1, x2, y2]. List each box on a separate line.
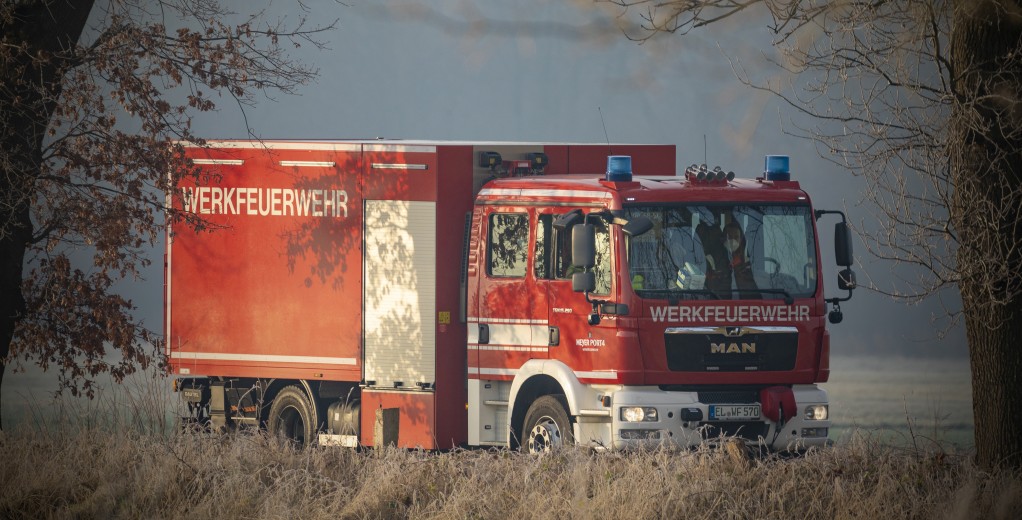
[0, 0, 96, 429]
[0, 203, 30, 431]
[964, 301, 1022, 469]
[951, 0, 1022, 470]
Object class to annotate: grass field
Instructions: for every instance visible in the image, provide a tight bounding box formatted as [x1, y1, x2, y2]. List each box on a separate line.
[1, 358, 1014, 519]
[1, 422, 1019, 519]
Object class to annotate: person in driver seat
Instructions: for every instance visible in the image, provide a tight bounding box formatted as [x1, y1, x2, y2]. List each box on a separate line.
[723, 221, 759, 296]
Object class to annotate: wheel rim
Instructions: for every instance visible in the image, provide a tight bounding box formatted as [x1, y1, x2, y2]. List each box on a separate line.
[527, 416, 562, 453]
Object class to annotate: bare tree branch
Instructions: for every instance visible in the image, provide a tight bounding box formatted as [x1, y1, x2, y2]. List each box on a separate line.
[604, 0, 1022, 471]
[0, 0, 339, 409]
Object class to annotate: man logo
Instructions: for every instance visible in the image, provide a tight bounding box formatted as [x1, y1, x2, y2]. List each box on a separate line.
[710, 342, 756, 354]
[725, 326, 742, 337]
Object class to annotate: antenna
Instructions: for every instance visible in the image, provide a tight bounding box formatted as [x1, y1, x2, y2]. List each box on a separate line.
[598, 107, 611, 154]
[703, 134, 707, 168]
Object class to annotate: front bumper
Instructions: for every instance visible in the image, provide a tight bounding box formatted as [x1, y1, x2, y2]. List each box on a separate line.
[577, 385, 830, 451]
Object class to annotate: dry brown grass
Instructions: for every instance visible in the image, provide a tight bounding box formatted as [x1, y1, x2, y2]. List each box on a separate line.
[1, 371, 1017, 519]
[0, 423, 1019, 520]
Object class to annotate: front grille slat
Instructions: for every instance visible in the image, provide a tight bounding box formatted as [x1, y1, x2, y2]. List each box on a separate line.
[697, 390, 758, 403]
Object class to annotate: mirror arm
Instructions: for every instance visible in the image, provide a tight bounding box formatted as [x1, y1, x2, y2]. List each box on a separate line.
[825, 290, 853, 305]
[814, 209, 847, 223]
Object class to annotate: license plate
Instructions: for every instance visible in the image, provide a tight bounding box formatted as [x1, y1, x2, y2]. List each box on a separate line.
[708, 405, 761, 421]
[181, 388, 203, 403]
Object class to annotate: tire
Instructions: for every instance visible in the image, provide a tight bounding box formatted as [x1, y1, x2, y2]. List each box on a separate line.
[268, 385, 316, 446]
[522, 394, 574, 453]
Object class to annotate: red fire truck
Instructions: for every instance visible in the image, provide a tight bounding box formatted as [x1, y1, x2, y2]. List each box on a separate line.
[167, 139, 855, 451]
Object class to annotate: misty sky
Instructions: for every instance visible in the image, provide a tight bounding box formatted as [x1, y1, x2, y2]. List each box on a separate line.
[170, 0, 966, 358]
[4, 0, 969, 416]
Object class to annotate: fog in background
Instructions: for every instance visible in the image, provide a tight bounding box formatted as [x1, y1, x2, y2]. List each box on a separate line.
[3, 1, 968, 424]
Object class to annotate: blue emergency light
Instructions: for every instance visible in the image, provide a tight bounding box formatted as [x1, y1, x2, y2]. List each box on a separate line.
[606, 155, 633, 182]
[764, 155, 791, 181]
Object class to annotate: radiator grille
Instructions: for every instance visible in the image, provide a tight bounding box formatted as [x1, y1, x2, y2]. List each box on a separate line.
[665, 328, 798, 372]
[697, 390, 759, 403]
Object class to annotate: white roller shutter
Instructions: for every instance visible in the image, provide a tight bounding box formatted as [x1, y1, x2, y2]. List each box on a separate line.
[363, 200, 436, 387]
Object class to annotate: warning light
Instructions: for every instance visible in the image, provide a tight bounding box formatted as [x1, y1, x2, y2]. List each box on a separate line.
[606, 155, 632, 182]
[765, 155, 791, 181]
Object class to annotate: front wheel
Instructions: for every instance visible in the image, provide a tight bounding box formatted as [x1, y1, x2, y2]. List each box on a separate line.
[522, 395, 574, 453]
[268, 385, 316, 446]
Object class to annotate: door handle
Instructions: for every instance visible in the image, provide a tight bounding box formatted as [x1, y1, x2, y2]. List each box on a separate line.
[548, 326, 559, 347]
[479, 324, 489, 344]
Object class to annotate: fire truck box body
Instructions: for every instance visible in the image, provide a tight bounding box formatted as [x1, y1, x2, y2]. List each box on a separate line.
[167, 139, 840, 451]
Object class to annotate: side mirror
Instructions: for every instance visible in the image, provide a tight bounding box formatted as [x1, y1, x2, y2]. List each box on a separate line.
[835, 221, 853, 267]
[572, 271, 596, 293]
[838, 268, 856, 291]
[622, 216, 653, 237]
[572, 223, 596, 268]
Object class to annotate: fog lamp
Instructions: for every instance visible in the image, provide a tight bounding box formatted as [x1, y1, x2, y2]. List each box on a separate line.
[620, 429, 661, 440]
[801, 427, 829, 438]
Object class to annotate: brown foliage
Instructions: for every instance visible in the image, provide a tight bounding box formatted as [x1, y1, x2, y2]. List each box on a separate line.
[0, 0, 336, 405]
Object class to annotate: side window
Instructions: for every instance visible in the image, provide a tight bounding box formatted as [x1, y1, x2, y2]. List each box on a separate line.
[488, 213, 529, 277]
[553, 226, 573, 279]
[535, 214, 552, 279]
[552, 219, 610, 295]
[592, 224, 611, 295]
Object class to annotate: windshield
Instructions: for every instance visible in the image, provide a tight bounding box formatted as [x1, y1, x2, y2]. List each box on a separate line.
[624, 204, 817, 300]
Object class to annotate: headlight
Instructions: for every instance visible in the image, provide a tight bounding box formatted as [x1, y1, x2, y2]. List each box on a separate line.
[804, 404, 828, 421]
[620, 407, 658, 422]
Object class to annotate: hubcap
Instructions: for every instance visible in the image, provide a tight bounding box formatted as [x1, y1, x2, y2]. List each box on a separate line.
[527, 416, 562, 453]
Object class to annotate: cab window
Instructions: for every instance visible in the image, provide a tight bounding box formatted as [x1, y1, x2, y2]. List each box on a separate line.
[488, 213, 529, 277]
[534, 212, 611, 295]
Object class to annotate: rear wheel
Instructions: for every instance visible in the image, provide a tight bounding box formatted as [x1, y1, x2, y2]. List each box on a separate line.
[268, 385, 316, 446]
[522, 394, 574, 453]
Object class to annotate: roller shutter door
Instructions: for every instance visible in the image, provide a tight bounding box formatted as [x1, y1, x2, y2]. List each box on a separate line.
[363, 200, 436, 387]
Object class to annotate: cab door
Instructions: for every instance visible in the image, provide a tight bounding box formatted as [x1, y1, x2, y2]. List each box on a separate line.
[535, 210, 618, 383]
[473, 206, 551, 378]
